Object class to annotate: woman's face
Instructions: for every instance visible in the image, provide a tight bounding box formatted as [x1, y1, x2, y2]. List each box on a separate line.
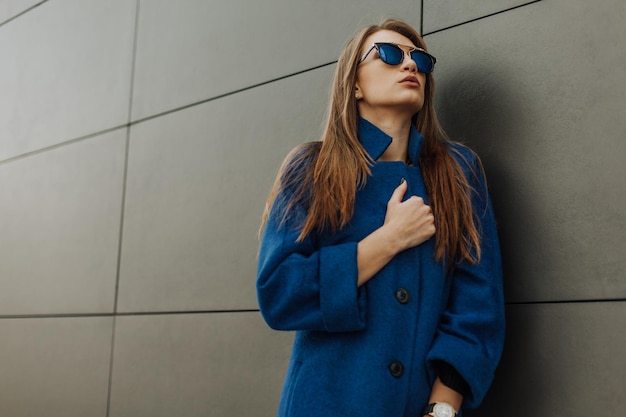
[355, 30, 426, 119]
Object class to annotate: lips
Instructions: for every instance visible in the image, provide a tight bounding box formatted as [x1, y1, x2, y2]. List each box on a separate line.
[400, 75, 420, 86]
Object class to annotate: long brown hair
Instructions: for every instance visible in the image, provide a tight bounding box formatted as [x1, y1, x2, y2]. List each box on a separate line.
[261, 18, 481, 267]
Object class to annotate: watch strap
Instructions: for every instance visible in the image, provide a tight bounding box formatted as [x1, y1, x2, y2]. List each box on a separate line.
[422, 402, 458, 417]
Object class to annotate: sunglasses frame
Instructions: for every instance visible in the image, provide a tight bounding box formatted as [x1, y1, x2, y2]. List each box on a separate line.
[358, 42, 437, 73]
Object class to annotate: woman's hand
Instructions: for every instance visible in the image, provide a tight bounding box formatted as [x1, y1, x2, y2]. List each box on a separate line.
[356, 179, 435, 287]
[383, 179, 435, 253]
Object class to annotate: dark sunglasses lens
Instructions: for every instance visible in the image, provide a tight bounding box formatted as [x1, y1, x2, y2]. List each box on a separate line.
[378, 44, 404, 65]
[411, 50, 434, 73]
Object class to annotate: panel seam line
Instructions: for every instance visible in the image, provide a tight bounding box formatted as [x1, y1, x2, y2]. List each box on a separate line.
[422, 0, 543, 36]
[0, 61, 337, 166]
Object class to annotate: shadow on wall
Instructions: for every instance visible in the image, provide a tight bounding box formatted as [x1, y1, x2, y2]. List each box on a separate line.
[435, 66, 542, 415]
[436, 64, 546, 302]
[465, 306, 547, 417]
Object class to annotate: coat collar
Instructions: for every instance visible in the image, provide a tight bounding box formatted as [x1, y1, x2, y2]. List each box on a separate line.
[357, 117, 424, 165]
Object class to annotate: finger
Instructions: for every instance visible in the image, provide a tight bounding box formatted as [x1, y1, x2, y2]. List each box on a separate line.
[406, 195, 426, 205]
[389, 178, 408, 203]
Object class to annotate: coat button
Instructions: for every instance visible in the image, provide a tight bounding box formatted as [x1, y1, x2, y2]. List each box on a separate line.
[395, 288, 410, 304]
[388, 361, 404, 378]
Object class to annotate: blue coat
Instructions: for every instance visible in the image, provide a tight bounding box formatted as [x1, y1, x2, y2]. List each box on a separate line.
[257, 118, 505, 417]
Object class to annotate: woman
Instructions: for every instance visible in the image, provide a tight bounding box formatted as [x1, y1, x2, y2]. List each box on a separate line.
[257, 18, 505, 417]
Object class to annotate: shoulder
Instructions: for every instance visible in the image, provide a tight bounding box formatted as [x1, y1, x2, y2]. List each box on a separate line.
[446, 141, 480, 172]
[273, 141, 321, 212]
[445, 141, 488, 193]
[279, 141, 321, 187]
[282, 141, 321, 168]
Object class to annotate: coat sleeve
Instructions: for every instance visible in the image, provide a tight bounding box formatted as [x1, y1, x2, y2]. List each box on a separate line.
[256, 190, 367, 333]
[426, 147, 506, 408]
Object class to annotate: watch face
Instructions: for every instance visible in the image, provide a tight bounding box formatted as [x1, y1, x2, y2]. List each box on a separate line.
[433, 403, 455, 417]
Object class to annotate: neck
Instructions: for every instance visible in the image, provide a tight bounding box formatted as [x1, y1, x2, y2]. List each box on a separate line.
[359, 109, 413, 162]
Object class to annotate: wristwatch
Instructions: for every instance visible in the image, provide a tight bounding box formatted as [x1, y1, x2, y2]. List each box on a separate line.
[423, 402, 457, 417]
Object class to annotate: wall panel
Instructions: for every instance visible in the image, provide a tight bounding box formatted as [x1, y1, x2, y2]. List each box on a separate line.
[0, 317, 113, 417]
[469, 302, 626, 416]
[0, 0, 42, 23]
[0, 130, 126, 315]
[425, 0, 626, 302]
[1, 0, 623, 416]
[118, 64, 335, 313]
[109, 312, 292, 417]
[131, 0, 421, 121]
[422, 0, 533, 33]
[0, 0, 136, 161]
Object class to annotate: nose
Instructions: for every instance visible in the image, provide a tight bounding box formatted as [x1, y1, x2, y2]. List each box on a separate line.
[402, 52, 417, 72]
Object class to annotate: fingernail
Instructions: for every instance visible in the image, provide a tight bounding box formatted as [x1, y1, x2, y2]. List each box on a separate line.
[399, 177, 406, 185]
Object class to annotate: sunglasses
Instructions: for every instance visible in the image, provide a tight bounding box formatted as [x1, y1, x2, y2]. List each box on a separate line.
[358, 42, 437, 73]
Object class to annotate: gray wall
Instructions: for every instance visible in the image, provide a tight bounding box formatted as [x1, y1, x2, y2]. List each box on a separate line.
[0, 1, 623, 416]
[423, 1, 626, 415]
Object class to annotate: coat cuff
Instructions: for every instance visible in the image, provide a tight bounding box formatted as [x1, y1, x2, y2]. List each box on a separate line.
[319, 241, 366, 332]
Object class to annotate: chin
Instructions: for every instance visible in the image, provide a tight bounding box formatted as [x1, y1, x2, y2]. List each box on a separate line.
[398, 95, 424, 112]
[401, 101, 424, 115]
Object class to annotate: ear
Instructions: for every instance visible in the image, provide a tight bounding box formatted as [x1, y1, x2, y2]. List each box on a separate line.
[354, 83, 362, 100]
